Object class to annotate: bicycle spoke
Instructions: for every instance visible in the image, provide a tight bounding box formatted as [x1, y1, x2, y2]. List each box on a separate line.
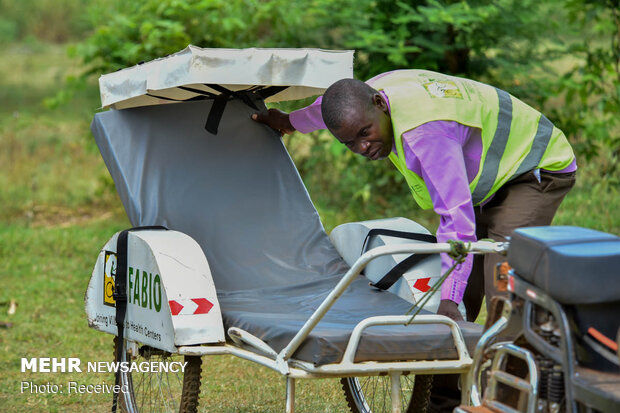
[343, 373, 419, 413]
[114, 341, 199, 413]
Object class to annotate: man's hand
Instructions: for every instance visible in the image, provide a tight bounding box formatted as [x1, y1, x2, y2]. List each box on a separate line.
[437, 299, 464, 322]
[251, 109, 296, 135]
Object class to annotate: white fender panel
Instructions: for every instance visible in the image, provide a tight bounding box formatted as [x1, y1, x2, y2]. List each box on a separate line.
[330, 217, 466, 317]
[85, 229, 225, 351]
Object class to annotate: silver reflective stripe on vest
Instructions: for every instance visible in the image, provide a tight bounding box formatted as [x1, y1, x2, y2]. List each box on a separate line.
[512, 114, 554, 178]
[471, 88, 512, 204]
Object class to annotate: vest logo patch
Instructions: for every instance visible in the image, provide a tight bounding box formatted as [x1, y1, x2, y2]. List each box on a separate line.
[423, 80, 463, 99]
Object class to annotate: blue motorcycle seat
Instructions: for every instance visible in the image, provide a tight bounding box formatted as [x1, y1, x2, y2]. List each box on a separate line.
[508, 226, 620, 305]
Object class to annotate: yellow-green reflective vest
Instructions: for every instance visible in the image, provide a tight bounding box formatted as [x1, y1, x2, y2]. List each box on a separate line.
[366, 70, 575, 210]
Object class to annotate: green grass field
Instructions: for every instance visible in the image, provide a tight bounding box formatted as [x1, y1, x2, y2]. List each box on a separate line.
[0, 42, 618, 412]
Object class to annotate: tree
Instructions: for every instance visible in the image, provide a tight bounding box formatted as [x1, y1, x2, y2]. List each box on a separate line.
[549, 0, 620, 177]
[344, 0, 561, 81]
[74, 0, 359, 75]
[69, 0, 618, 218]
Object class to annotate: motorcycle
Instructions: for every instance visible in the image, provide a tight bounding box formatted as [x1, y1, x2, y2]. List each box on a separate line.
[457, 225, 620, 413]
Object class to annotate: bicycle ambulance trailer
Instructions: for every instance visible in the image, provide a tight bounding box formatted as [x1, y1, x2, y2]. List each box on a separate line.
[84, 46, 508, 413]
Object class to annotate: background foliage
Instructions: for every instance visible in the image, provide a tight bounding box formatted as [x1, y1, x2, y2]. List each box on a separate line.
[551, 0, 620, 180]
[0, 1, 618, 411]
[1, 0, 617, 232]
[65, 0, 619, 220]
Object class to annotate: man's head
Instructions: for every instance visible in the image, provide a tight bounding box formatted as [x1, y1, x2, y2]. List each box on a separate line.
[321, 78, 394, 160]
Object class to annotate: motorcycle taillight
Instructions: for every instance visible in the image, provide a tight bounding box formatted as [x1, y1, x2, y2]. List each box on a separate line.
[494, 261, 511, 292]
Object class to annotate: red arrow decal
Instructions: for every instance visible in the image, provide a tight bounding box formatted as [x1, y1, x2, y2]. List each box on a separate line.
[413, 278, 431, 293]
[168, 300, 184, 316]
[191, 298, 214, 315]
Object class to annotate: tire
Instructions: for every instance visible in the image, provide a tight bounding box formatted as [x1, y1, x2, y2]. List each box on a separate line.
[341, 374, 432, 413]
[113, 337, 202, 413]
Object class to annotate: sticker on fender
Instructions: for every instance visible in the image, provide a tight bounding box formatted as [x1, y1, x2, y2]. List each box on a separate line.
[128, 267, 163, 312]
[169, 298, 213, 316]
[102, 254, 163, 312]
[413, 277, 432, 292]
[103, 251, 117, 307]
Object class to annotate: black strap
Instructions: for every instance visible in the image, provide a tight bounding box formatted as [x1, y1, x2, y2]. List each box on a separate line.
[204, 93, 229, 135]
[361, 228, 436, 291]
[204, 84, 263, 135]
[204, 83, 234, 95]
[112, 225, 167, 413]
[369, 253, 433, 290]
[256, 85, 289, 100]
[148, 84, 289, 135]
[361, 228, 437, 254]
[146, 92, 208, 102]
[178, 86, 217, 98]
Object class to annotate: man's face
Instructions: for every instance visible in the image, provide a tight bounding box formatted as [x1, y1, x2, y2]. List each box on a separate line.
[332, 94, 394, 160]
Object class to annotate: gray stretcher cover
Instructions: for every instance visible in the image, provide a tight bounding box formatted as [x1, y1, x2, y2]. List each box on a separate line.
[91, 99, 482, 366]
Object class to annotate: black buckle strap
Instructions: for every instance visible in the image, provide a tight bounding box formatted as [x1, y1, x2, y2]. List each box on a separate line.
[147, 84, 289, 135]
[203, 84, 288, 135]
[204, 93, 230, 135]
[145, 92, 208, 102]
[361, 228, 436, 291]
[178, 86, 217, 98]
[112, 225, 167, 413]
[255, 85, 289, 100]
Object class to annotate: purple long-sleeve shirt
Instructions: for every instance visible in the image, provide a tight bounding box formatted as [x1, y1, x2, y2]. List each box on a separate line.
[289, 78, 576, 303]
[290, 96, 475, 302]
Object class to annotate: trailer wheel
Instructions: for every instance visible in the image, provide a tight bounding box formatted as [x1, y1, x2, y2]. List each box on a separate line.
[113, 337, 202, 413]
[341, 374, 432, 413]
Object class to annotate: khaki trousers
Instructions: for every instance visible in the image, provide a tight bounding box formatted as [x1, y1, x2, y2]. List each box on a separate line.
[463, 170, 577, 322]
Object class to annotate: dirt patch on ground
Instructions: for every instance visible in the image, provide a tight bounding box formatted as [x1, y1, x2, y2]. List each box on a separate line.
[27, 204, 125, 228]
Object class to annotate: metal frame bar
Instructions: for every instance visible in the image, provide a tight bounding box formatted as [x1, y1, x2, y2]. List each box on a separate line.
[278, 241, 504, 366]
[465, 298, 513, 406]
[286, 377, 295, 413]
[342, 315, 471, 364]
[173, 241, 506, 412]
[390, 372, 402, 413]
[510, 274, 578, 413]
[485, 343, 539, 413]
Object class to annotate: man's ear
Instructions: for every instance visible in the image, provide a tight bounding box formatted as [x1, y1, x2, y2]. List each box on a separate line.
[372, 93, 388, 113]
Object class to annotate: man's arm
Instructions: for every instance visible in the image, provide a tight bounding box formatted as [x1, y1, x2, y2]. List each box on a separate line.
[401, 122, 478, 322]
[252, 96, 326, 134]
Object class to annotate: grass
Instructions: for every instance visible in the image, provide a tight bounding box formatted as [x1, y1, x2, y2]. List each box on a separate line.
[0, 41, 618, 412]
[0, 41, 356, 413]
[0, 219, 350, 412]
